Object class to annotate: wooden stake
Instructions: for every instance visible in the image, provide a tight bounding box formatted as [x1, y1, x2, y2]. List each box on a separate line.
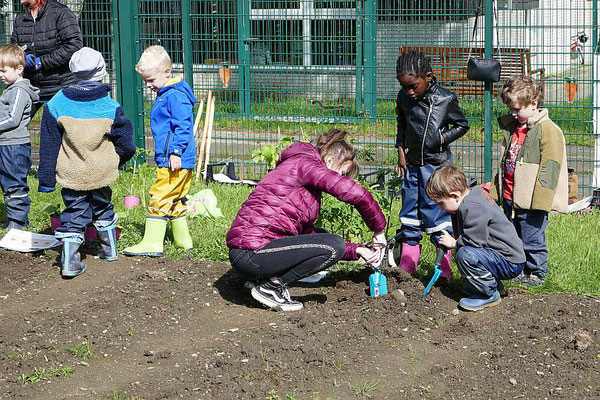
[202, 96, 216, 180]
[196, 91, 213, 182]
[193, 98, 205, 145]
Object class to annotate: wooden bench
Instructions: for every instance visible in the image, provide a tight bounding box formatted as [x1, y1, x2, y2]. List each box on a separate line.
[400, 46, 545, 95]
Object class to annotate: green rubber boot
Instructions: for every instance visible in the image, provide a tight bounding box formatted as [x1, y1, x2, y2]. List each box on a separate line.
[171, 215, 194, 251]
[123, 217, 167, 257]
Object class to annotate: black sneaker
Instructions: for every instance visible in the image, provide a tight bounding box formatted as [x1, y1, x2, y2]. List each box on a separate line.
[513, 272, 530, 284]
[524, 275, 545, 287]
[251, 280, 303, 311]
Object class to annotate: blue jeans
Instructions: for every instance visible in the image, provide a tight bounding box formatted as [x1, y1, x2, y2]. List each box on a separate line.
[0, 144, 31, 225]
[456, 246, 524, 297]
[56, 187, 115, 234]
[502, 199, 549, 278]
[399, 163, 453, 246]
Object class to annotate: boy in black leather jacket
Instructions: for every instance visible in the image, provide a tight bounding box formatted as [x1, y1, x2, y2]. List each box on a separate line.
[395, 50, 469, 279]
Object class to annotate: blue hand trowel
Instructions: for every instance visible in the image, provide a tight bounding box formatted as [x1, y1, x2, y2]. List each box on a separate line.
[369, 268, 388, 298]
[422, 248, 446, 298]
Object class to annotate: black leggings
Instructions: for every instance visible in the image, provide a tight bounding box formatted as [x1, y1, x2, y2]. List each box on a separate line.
[229, 233, 347, 284]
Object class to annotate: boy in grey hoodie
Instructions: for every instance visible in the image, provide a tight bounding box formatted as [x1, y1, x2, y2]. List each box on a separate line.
[426, 165, 526, 312]
[0, 44, 40, 230]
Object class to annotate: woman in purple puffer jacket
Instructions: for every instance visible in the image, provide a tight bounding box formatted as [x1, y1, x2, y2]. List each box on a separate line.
[227, 129, 387, 311]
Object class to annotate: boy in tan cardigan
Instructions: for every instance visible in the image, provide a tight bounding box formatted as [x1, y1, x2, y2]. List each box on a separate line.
[39, 48, 135, 278]
[491, 75, 568, 286]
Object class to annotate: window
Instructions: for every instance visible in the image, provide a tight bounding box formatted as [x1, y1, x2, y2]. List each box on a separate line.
[250, 0, 358, 67]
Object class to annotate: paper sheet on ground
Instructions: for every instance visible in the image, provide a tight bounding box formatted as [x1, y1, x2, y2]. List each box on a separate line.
[0, 229, 60, 252]
[213, 173, 258, 186]
[567, 196, 593, 213]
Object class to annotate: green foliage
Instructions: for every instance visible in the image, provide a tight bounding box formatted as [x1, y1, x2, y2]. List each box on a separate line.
[41, 203, 61, 218]
[251, 135, 295, 169]
[65, 341, 92, 359]
[348, 380, 382, 397]
[316, 171, 403, 242]
[17, 366, 74, 384]
[12, 167, 600, 297]
[105, 391, 143, 400]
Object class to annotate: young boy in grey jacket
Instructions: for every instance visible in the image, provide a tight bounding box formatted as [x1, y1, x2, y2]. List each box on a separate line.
[0, 44, 40, 230]
[426, 165, 526, 311]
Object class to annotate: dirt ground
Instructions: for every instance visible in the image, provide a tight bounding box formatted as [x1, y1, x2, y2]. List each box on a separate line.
[0, 248, 598, 400]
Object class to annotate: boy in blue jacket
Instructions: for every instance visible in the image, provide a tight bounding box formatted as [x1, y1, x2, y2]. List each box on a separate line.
[124, 45, 196, 257]
[39, 47, 135, 278]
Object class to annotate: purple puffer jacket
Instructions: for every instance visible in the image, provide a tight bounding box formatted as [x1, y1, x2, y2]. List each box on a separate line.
[226, 142, 386, 260]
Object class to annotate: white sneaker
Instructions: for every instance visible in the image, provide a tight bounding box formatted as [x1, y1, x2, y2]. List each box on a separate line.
[251, 280, 303, 311]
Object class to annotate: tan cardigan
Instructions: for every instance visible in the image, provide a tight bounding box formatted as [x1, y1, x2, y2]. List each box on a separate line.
[491, 109, 568, 213]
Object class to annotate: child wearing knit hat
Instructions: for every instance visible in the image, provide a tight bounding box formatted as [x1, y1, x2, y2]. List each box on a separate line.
[38, 47, 136, 278]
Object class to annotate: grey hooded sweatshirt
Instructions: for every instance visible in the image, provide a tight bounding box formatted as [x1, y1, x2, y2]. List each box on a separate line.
[0, 78, 40, 145]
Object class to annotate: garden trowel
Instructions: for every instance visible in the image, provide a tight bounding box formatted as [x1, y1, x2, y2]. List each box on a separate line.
[369, 268, 388, 298]
[422, 247, 446, 298]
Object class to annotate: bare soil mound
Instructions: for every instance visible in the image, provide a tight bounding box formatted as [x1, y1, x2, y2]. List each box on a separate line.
[0, 249, 597, 399]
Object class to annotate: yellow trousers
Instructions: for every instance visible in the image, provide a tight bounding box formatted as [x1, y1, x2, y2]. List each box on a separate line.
[148, 168, 192, 218]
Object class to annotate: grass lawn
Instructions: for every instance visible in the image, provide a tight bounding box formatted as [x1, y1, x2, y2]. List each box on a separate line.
[10, 165, 600, 298]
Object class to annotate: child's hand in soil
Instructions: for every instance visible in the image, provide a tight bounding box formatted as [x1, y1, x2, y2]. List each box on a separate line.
[357, 246, 383, 267]
[169, 154, 182, 171]
[439, 230, 456, 249]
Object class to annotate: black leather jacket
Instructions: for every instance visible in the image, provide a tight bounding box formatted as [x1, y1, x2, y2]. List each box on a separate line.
[395, 80, 469, 166]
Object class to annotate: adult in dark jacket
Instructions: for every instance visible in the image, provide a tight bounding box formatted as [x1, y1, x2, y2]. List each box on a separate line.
[227, 129, 387, 312]
[11, 0, 83, 116]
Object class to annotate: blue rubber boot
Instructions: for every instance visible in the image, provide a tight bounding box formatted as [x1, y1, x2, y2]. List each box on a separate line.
[94, 215, 118, 261]
[56, 232, 86, 278]
[458, 290, 501, 311]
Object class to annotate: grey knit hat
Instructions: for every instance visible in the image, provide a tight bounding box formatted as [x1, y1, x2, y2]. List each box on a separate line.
[69, 47, 106, 82]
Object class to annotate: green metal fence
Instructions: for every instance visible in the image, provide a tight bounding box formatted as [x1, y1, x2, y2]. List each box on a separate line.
[2, 0, 599, 196]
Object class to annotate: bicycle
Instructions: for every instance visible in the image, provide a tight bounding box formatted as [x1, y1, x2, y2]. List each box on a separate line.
[570, 31, 588, 65]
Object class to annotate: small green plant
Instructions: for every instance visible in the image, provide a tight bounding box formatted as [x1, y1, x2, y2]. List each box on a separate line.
[408, 346, 421, 361]
[17, 366, 45, 384]
[42, 203, 61, 218]
[251, 134, 294, 170]
[348, 380, 381, 397]
[65, 341, 92, 359]
[167, 275, 181, 282]
[125, 148, 147, 196]
[265, 389, 281, 400]
[331, 359, 344, 371]
[17, 366, 74, 384]
[127, 327, 138, 336]
[105, 391, 143, 400]
[6, 350, 39, 360]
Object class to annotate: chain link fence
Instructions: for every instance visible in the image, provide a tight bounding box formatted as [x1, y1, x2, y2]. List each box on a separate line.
[1, 0, 598, 195]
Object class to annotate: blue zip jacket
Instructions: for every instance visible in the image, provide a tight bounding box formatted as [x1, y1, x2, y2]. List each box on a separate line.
[151, 77, 197, 169]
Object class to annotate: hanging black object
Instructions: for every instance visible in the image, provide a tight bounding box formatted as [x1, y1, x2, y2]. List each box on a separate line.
[466, 0, 501, 83]
[467, 58, 501, 82]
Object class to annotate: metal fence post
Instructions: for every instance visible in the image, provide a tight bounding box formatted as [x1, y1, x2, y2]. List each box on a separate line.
[114, 0, 144, 152]
[364, 0, 377, 119]
[483, 0, 493, 181]
[355, 0, 363, 116]
[237, 0, 250, 116]
[181, 0, 194, 89]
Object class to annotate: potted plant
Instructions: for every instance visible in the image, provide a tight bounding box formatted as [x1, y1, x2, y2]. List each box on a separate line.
[124, 149, 145, 209]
